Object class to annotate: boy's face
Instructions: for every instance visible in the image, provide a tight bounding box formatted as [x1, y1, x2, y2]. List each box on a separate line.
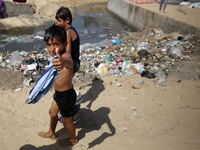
[57, 18, 69, 29]
[46, 38, 67, 57]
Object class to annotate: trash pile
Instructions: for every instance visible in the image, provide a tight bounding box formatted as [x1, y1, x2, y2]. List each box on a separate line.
[0, 49, 51, 89]
[0, 28, 199, 90]
[77, 28, 199, 86]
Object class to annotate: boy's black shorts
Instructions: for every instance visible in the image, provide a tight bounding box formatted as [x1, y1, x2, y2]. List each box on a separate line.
[54, 88, 76, 118]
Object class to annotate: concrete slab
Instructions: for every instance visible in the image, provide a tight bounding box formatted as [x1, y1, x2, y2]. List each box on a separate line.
[2, 0, 34, 18]
[107, 0, 200, 34]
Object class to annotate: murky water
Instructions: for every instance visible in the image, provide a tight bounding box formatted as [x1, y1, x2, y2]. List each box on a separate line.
[0, 9, 136, 53]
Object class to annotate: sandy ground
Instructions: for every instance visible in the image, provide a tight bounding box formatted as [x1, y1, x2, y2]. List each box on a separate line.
[137, 0, 200, 29]
[0, 0, 200, 150]
[0, 0, 109, 28]
[0, 60, 200, 150]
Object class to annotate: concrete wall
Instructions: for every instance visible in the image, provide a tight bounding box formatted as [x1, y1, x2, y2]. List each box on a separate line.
[107, 0, 200, 34]
[2, 1, 34, 18]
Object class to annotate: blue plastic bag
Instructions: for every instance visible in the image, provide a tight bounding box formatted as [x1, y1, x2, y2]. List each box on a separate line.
[112, 39, 122, 45]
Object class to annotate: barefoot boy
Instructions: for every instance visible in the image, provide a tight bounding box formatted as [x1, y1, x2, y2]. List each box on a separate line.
[38, 24, 78, 147]
[56, 6, 80, 74]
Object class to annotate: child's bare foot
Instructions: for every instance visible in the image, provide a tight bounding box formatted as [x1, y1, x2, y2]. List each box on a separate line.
[38, 131, 56, 139]
[58, 138, 78, 147]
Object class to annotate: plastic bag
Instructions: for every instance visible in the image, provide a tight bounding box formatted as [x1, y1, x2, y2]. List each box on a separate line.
[189, 2, 200, 8]
[10, 51, 22, 66]
[169, 46, 183, 58]
[150, 66, 167, 86]
[95, 63, 109, 74]
[112, 39, 122, 45]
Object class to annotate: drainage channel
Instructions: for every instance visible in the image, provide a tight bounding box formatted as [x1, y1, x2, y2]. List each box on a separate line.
[0, 8, 137, 53]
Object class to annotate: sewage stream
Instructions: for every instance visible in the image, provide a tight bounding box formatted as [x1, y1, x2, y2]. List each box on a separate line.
[0, 8, 137, 53]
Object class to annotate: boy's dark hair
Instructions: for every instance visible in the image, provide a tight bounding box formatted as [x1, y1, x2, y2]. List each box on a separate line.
[55, 6, 72, 24]
[44, 24, 67, 44]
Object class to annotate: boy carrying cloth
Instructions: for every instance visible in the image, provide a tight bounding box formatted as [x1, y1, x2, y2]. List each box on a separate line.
[38, 24, 78, 147]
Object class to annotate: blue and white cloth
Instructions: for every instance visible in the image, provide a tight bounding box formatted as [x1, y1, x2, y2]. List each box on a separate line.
[25, 56, 59, 104]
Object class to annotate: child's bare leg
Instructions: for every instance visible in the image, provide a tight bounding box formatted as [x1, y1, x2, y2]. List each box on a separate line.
[58, 117, 78, 147]
[38, 100, 59, 139]
[64, 117, 76, 142]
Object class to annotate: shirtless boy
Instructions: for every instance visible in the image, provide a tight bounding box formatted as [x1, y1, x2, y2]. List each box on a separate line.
[38, 24, 78, 147]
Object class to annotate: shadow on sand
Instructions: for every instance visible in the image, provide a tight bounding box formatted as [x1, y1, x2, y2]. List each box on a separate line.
[20, 77, 115, 149]
[76, 107, 116, 149]
[81, 77, 105, 109]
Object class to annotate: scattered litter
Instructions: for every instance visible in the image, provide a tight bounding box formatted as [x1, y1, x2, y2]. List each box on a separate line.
[9, 51, 22, 66]
[14, 88, 22, 92]
[179, 2, 190, 6]
[169, 46, 183, 58]
[23, 78, 32, 87]
[130, 112, 139, 118]
[112, 39, 122, 45]
[34, 35, 44, 40]
[116, 82, 122, 87]
[119, 127, 128, 132]
[132, 85, 140, 89]
[141, 71, 156, 78]
[130, 106, 136, 110]
[116, 95, 128, 101]
[188, 2, 200, 8]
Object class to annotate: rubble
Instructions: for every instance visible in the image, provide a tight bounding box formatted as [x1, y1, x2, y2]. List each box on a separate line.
[0, 28, 199, 90]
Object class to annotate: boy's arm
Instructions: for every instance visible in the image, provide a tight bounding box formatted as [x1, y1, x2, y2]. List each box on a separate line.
[66, 30, 72, 55]
[52, 49, 73, 71]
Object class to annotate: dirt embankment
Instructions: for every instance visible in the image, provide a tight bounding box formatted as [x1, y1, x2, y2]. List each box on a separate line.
[1, 0, 200, 32]
[0, 0, 108, 28]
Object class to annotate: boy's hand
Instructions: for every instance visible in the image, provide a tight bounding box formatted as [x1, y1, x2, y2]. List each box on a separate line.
[52, 48, 65, 71]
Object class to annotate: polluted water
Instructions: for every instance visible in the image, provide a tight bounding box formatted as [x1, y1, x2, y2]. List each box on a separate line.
[0, 8, 136, 53]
